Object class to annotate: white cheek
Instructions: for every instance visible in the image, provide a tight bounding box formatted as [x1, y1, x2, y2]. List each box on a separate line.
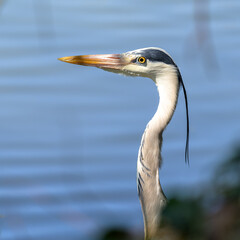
[147, 62, 177, 78]
[121, 61, 177, 79]
[123, 64, 143, 73]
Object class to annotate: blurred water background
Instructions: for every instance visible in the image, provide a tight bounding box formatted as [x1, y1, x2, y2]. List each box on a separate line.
[0, 0, 239, 239]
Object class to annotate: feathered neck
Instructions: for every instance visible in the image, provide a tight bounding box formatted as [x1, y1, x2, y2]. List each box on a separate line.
[137, 69, 180, 240]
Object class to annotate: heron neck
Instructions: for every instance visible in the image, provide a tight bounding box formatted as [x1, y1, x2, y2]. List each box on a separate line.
[137, 72, 179, 240]
[152, 72, 180, 133]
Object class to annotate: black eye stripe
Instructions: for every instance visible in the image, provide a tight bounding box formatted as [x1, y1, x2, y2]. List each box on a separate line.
[131, 49, 175, 66]
[140, 49, 175, 65]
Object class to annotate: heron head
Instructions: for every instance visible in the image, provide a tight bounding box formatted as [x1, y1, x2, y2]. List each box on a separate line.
[58, 47, 179, 80]
[59, 47, 189, 163]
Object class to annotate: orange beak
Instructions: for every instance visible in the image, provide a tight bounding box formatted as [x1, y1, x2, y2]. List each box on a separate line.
[58, 54, 127, 70]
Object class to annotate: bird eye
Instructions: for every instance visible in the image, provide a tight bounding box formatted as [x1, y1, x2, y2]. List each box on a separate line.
[137, 56, 146, 64]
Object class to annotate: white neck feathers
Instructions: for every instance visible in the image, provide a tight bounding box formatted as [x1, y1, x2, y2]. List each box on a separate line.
[137, 66, 180, 240]
[152, 68, 180, 133]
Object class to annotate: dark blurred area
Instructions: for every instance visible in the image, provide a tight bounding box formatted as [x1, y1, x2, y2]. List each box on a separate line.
[101, 146, 240, 240]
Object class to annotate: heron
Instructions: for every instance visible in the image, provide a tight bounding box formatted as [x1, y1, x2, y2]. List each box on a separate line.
[59, 47, 189, 240]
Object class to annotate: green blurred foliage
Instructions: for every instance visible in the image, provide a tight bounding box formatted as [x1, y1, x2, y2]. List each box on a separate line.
[215, 147, 240, 202]
[160, 146, 240, 240]
[161, 198, 205, 239]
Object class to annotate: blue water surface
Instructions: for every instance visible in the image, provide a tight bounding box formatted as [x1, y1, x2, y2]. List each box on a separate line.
[0, 0, 240, 239]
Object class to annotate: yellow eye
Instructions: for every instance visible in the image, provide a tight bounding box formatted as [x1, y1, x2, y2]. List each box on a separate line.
[137, 56, 146, 64]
